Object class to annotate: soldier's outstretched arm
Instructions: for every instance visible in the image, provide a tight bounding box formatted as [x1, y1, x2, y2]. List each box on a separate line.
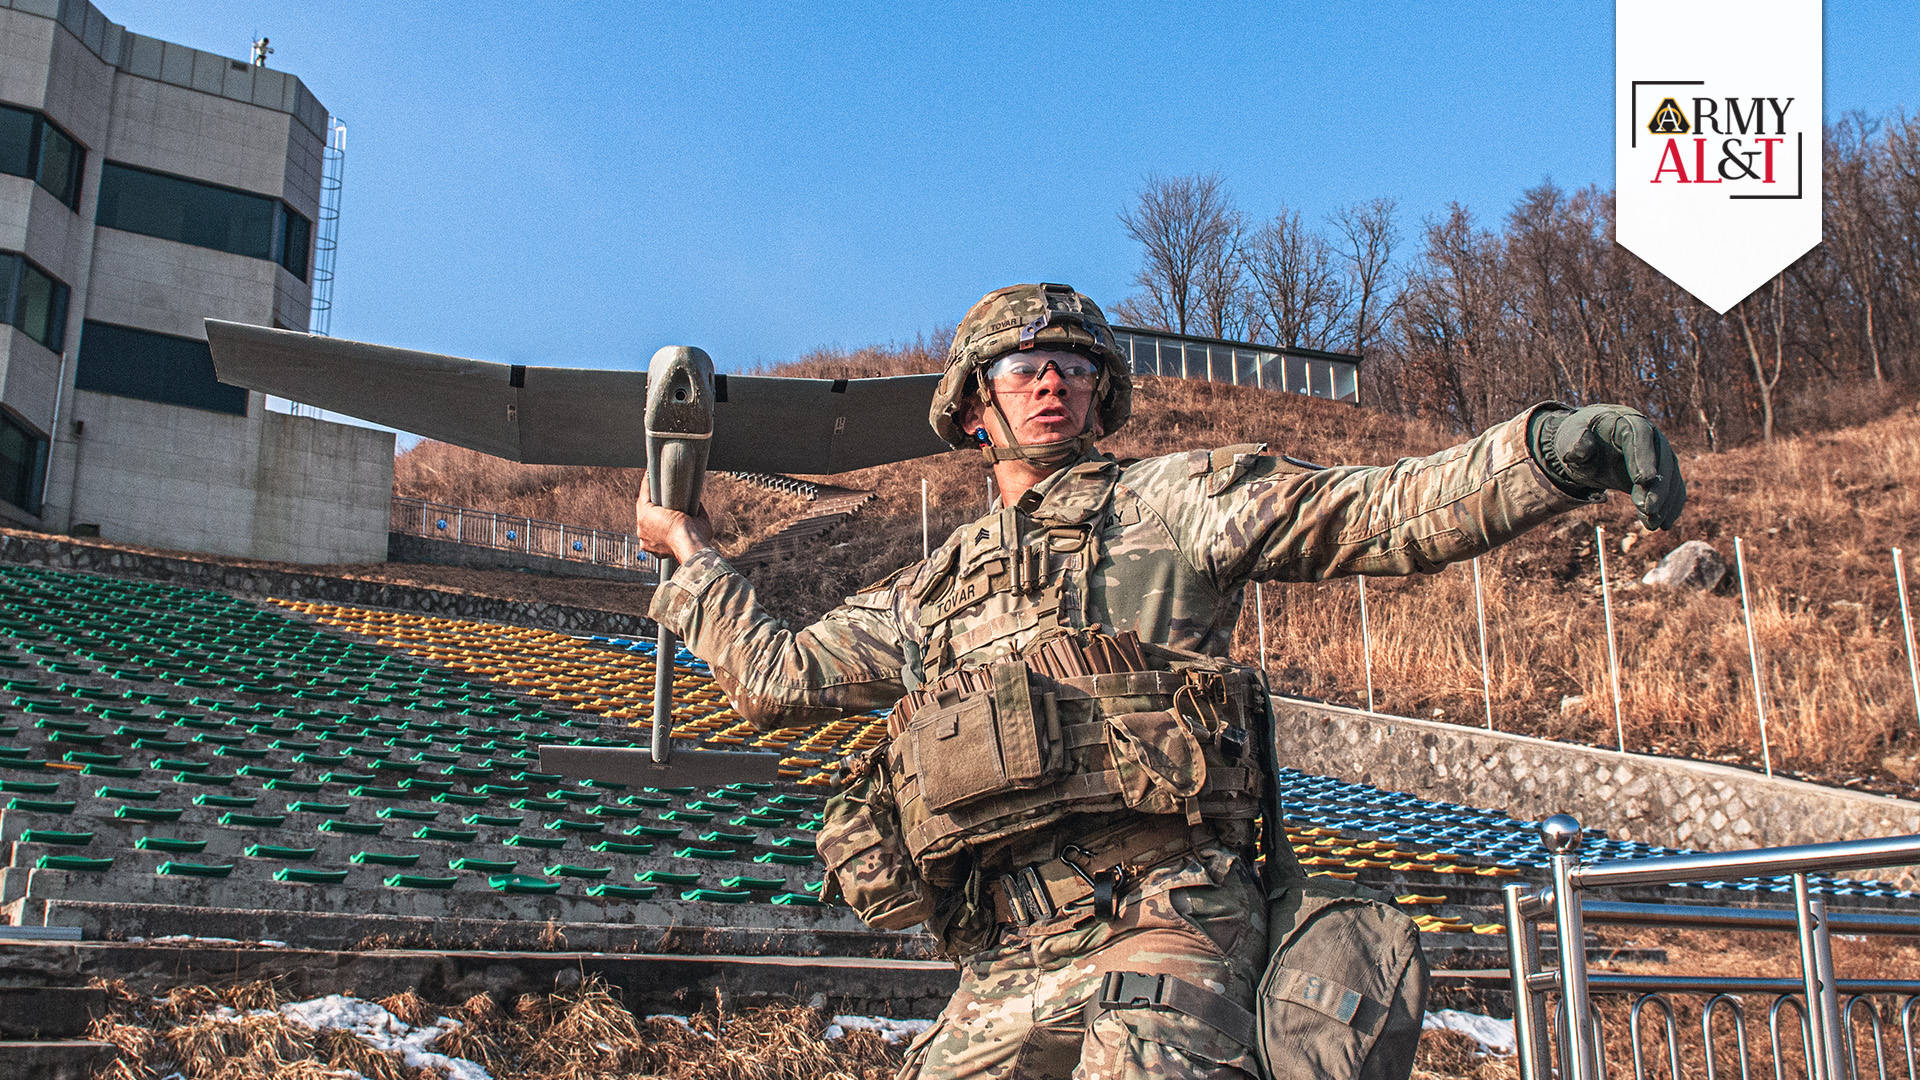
[636, 496, 911, 731]
[1167, 403, 1670, 586]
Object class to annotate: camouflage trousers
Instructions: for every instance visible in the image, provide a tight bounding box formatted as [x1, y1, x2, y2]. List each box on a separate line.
[896, 845, 1267, 1080]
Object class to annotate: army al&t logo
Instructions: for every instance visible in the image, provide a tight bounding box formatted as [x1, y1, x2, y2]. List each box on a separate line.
[1615, 1, 1822, 313]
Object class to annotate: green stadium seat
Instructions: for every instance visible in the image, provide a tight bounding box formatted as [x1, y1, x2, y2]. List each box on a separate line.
[543, 863, 610, 879]
[489, 873, 561, 894]
[246, 844, 317, 860]
[19, 829, 92, 846]
[448, 857, 516, 873]
[37, 854, 112, 871]
[384, 874, 458, 889]
[275, 867, 349, 884]
[588, 882, 657, 899]
[134, 837, 206, 854]
[156, 861, 234, 878]
[636, 870, 699, 885]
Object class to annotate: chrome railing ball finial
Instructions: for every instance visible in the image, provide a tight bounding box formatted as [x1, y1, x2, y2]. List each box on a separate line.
[1540, 813, 1584, 855]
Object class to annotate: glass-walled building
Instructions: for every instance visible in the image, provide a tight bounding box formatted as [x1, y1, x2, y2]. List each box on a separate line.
[1111, 326, 1361, 404]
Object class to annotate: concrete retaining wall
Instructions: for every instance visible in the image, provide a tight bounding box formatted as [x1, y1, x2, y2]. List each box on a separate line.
[387, 532, 653, 584]
[1279, 697, 1920, 883]
[65, 393, 394, 565]
[0, 527, 655, 637]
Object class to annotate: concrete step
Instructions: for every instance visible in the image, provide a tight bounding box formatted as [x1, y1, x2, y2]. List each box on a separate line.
[0, 938, 951, 1015]
[11, 864, 853, 931]
[0, 987, 106, 1038]
[0, 1040, 117, 1080]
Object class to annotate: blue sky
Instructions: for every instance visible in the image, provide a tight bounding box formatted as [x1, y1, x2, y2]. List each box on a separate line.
[110, 2, 1917, 375]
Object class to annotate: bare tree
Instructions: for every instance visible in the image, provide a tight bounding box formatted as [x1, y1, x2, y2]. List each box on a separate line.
[1736, 274, 1787, 443]
[1329, 197, 1401, 356]
[1117, 174, 1244, 335]
[1243, 207, 1351, 350]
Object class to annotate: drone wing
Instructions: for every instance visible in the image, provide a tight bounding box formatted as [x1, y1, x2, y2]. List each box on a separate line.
[204, 320, 951, 472]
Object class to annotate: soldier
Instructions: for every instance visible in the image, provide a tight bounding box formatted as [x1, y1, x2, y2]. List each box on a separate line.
[633, 283, 1685, 1080]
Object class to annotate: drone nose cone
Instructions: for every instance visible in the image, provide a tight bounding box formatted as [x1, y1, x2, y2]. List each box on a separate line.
[646, 346, 715, 436]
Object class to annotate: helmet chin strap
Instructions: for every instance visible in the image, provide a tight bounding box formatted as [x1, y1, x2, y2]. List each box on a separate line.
[974, 371, 1107, 467]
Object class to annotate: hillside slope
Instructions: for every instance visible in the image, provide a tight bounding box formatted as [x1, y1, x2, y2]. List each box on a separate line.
[394, 378, 1920, 795]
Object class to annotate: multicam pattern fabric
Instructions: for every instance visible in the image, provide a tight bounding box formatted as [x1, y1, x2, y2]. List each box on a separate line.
[894, 846, 1268, 1080]
[651, 403, 1582, 1080]
[650, 403, 1579, 730]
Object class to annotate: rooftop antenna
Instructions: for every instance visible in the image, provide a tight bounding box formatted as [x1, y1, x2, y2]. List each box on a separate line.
[250, 36, 272, 67]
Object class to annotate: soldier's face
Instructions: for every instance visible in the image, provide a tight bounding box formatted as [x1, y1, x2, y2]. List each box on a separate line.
[964, 350, 1098, 447]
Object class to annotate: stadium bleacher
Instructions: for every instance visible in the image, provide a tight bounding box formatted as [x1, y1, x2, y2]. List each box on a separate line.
[0, 564, 1905, 956]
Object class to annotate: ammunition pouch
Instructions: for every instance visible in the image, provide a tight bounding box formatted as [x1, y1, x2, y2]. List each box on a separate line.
[816, 746, 938, 931]
[888, 631, 1265, 872]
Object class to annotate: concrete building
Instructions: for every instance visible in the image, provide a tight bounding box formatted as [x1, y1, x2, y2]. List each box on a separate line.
[0, 0, 392, 564]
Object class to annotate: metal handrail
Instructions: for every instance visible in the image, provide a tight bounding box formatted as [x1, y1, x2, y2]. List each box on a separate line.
[390, 496, 657, 579]
[1507, 815, 1920, 1080]
[1575, 833, 1920, 889]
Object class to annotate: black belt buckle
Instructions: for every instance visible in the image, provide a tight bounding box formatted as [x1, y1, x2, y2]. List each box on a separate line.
[1098, 970, 1165, 1011]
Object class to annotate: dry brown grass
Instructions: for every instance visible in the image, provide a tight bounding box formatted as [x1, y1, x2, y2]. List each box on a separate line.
[89, 975, 904, 1080]
[392, 350, 1920, 794]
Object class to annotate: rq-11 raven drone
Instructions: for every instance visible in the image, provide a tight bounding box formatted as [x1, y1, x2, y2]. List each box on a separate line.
[204, 320, 951, 786]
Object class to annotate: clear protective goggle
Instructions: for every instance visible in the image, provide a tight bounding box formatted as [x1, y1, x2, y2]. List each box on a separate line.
[981, 352, 1102, 386]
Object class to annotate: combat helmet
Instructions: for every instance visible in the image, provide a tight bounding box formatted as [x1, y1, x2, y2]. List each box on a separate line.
[930, 283, 1133, 465]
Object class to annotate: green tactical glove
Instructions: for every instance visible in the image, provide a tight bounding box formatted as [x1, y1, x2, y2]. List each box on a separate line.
[1529, 404, 1687, 531]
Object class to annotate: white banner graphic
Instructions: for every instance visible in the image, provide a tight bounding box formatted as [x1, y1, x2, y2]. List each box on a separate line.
[1616, 0, 1822, 313]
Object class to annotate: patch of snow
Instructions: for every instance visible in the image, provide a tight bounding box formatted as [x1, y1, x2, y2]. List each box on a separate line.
[279, 995, 491, 1080]
[827, 1015, 934, 1045]
[1424, 1009, 1516, 1055]
[258, 939, 288, 948]
[644, 1013, 715, 1041]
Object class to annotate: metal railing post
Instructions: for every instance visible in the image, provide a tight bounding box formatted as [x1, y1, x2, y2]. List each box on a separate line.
[1546, 815, 1599, 1080]
[1505, 882, 1553, 1080]
[1796, 873, 1848, 1080]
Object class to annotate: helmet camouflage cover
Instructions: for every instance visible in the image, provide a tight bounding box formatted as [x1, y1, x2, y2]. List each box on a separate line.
[929, 283, 1134, 453]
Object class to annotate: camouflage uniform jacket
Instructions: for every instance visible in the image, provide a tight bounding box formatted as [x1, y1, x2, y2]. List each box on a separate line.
[651, 403, 1583, 734]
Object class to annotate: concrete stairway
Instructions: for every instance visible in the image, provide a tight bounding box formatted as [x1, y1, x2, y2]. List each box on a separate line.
[727, 476, 877, 570]
[0, 986, 113, 1080]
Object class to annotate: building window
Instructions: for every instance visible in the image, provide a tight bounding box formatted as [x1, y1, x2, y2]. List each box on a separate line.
[95, 163, 309, 280]
[0, 104, 84, 211]
[0, 252, 70, 353]
[275, 203, 311, 281]
[75, 321, 248, 417]
[0, 410, 48, 515]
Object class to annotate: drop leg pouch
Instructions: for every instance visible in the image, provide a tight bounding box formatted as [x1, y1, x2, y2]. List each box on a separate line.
[1256, 875, 1430, 1080]
[818, 748, 937, 931]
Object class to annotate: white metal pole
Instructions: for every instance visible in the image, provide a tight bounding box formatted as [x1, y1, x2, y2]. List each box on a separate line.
[1896, 547, 1920, 734]
[1254, 582, 1268, 673]
[1735, 536, 1774, 778]
[1357, 576, 1376, 713]
[922, 478, 929, 560]
[1596, 526, 1626, 753]
[1473, 556, 1494, 731]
